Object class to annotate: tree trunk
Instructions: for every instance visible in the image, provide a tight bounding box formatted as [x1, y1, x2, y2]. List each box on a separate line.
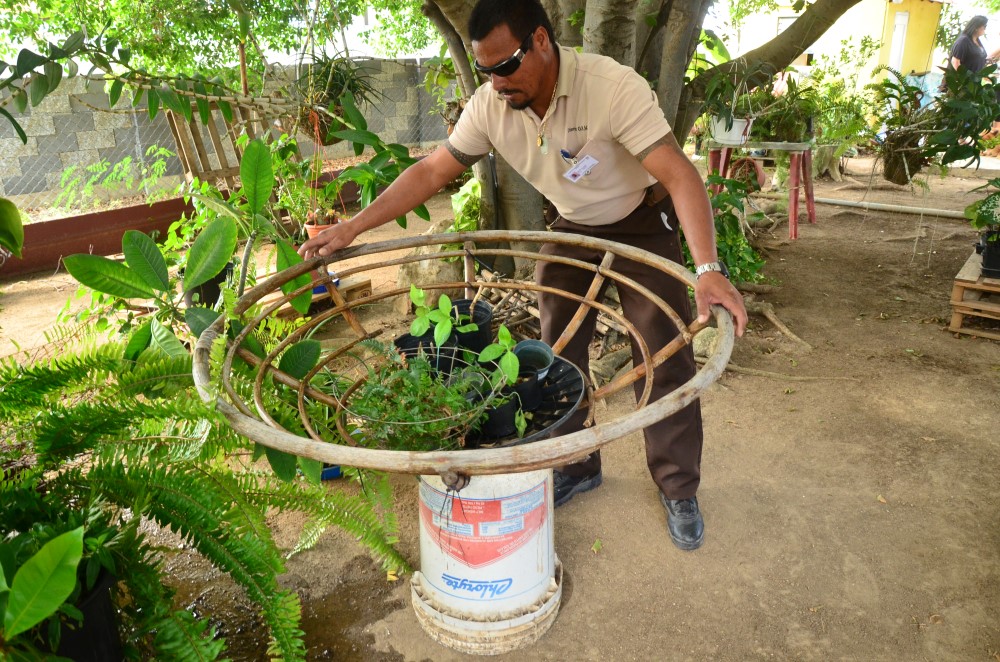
[475, 154, 544, 278]
[581, 0, 639, 63]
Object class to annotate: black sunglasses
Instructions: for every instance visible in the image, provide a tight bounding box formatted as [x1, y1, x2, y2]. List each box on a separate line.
[475, 30, 536, 77]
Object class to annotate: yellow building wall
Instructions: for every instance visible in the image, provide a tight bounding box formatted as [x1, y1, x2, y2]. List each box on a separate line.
[879, 0, 944, 74]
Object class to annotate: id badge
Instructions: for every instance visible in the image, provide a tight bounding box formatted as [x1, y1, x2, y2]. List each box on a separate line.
[563, 155, 599, 182]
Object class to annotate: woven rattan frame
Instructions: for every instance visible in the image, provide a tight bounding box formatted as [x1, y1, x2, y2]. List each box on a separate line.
[192, 230, 734, 479]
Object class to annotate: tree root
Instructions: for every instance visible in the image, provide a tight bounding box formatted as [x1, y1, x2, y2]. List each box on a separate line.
[695, 357, 860, 381]
[745, 300, 813, 350]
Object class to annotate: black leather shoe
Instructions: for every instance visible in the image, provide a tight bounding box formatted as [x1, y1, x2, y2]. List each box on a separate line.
[660, 493, 704, 550]
[553, 470, 602, 507]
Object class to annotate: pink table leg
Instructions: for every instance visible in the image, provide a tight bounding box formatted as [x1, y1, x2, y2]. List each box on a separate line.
[788, 152, 802, 240]
[803, 148, 817, 224]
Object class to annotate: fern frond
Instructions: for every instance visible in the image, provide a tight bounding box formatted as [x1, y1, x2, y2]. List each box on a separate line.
[241, 471, 410, 573]
[91, 462, 306, 661]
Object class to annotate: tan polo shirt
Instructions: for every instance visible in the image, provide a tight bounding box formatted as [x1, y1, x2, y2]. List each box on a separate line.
[448, 45, 672, 225]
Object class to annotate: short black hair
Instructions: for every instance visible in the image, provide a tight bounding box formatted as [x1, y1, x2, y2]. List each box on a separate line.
[468, 0, 556, 45]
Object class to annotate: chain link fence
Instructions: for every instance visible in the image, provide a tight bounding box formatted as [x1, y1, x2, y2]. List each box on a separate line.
[0, 58, 451, 222]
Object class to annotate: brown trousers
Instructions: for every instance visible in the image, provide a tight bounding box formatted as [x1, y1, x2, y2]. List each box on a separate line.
[536, 197, 703, 500]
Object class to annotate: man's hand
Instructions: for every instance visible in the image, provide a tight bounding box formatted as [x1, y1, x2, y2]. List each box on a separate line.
[298, 221, 361, 260]
[694, 272, 747, 337]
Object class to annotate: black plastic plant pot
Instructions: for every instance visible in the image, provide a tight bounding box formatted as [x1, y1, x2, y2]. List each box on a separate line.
[977, 230, 1000, 278]
[452, 298, 494, 353]
[183, 261, 235, 308]
[512, 367, 542, 412]
[55, 571, 123, 662]
[393, 331, 459, 375]
[467, 355, 585, 447]
[513, 339, 554, 380]
[477, 398, 519, 439]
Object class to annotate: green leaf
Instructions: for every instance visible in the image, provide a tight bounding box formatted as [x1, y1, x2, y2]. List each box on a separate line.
[15, 49, 47, 75]
[63, 254, 155, 299]
[29, 73, 49, 107]
[185, 306, 220, 339]
[275, 239, 313, 315]
[0, 108, 26, 144]
[122, 230, 169, 291]
[124, 320, 152, 361]
[183, 216, 237, 291]
[499, 351, 519, 385]
[298, 457, 323, 485]
[264, 447, 298, 482]
[149, 318, 189, 359]
[118, 48, 131, 66]
[3, 527, 83, 639]
[0, 197, 25, 259]
[11, 87, 28, 113]
[108, 79, 125, 108]
[278, 339, 321, 379]
[410, 317, 431, 337]
[146, 88, 160, 120]
[157, 85, 185, 117]
[194, 82, 211, 124]
[413, 204, 431, 222]
[217, 99, 233, 123]
[62, 31, 86, 55]
[185, 191, 241, 220]
[478, 345, 504, 362]
[240, 139, 274, 216]
[340, 90, 367, 131]
[434, 319, 453, 347]
[330, 129, 381, 147]
[43, 62, 62, 93]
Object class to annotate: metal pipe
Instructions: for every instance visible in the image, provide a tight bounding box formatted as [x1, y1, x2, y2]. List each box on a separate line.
[755, 192, 967, 219]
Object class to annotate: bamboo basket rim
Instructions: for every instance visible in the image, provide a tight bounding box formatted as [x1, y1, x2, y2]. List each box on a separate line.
[192, 230, 735, 480]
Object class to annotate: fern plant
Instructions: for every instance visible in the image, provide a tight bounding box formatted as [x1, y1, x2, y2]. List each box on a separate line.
[0, 334, 407, 660]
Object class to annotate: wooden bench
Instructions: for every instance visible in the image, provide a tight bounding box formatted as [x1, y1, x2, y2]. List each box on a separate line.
[949, 251, 1000, 341]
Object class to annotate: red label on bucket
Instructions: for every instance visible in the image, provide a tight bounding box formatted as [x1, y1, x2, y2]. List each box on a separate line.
[419, 480, 548, 568]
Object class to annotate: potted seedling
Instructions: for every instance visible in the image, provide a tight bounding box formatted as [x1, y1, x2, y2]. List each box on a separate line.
[964, 177, 1000, 277]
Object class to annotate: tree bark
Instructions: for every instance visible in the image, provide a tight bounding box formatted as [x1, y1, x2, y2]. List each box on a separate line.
[582, 0, 639, 64]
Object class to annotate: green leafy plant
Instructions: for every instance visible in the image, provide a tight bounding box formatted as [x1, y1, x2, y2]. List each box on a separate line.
[0, 321, 407, 659]
[53, 145, 176, 211]
[964, 177, 1000, 231]
[409, 286, 478, 347]
[681, 174, 766, 284]
[477, 324, 520, 388]
[701, 59, 776, 131]
[335, 341, 486, 451]
[870, 64, 1000, 185]
[0, 197, 25, 261]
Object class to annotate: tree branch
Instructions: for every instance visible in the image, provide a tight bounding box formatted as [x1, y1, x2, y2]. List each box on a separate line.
[422, 0, 477, 98]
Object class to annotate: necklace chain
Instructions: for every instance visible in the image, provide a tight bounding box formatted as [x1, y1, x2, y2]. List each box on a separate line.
[536, 80, 560, 149]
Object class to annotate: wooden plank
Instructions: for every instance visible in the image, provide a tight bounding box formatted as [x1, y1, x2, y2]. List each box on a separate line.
[951, 325, 1000, 341]
[955, 251, 982, 283]
[951, 304, 1000, 322]
[260, 276, 373, 320]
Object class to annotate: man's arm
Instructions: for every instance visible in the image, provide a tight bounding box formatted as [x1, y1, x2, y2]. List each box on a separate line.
[299, 145, 472, 259]
[638, 132, 747, 336]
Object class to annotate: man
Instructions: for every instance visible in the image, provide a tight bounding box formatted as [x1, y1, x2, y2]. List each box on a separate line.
[301, 0, 747, 551]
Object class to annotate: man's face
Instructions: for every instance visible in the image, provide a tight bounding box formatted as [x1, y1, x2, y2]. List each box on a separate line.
[472, 24, 543, 111]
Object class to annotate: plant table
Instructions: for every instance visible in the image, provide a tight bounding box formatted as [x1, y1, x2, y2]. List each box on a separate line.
[707, 140, 817, 239]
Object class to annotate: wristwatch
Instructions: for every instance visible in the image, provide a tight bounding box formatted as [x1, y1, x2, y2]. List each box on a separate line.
[695, 261, 730, 279]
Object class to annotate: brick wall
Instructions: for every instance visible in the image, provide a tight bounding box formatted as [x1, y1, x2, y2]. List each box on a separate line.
[0, 58, 451, 210]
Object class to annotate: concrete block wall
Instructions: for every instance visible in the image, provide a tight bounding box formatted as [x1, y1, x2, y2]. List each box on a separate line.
[0, 58, 450, 210]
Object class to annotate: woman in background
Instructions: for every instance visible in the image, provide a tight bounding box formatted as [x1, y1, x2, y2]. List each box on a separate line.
[949, 15, 1000, 74]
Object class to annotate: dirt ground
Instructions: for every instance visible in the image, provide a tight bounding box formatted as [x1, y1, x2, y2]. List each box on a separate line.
[1, 157, 999, 661]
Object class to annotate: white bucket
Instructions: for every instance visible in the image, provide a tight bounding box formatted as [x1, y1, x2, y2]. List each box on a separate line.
[411, 470, 561, 655]
[710, 115, 753, 146]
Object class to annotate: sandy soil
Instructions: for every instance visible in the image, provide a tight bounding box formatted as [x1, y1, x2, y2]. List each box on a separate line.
[1, 158, 998, 661]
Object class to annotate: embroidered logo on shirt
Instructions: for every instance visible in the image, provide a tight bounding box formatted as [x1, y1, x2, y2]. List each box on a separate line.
[567, 125, 588, 132]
